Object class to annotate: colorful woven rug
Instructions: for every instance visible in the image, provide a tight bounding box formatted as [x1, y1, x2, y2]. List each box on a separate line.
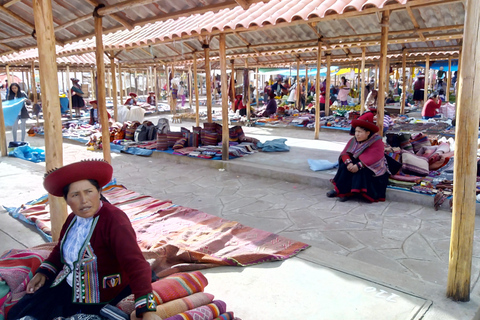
[4, 185, 309, 273]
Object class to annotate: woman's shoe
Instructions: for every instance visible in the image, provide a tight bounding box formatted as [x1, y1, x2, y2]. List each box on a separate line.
[338, 197, 348, 202]
[326, 190, 337, 198]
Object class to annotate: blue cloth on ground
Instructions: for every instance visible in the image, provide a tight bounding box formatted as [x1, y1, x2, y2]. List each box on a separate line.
[257, 138, 290, 152]
[8, 145, 45, 163]
[2, 98, 26, 126]
[120, 147, 153, 156]
[308, 159, 338, 171]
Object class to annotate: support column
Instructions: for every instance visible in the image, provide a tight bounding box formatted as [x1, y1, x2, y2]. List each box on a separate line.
[170, 64, 176, 114]
[296, 59, 300, 109]
[90, 67, 96, 100]
[305, 64, 308, 103]
[110, 57, 118, 122]
[193, 52, 200, 127]
[401, 49, 407, 114]
[154, 66, 159, 111]
[424, 56, 430, 104]
[0, 95, 5, 157]
[230, 59, 235, 103]
[94, 5, 111, 164]
[374, 64, 378, 88]
[245, 60, 251, 120]
[446, 56, 452, 103]
[188, 66, 193, 111]
[219, 33, 229, 161]
[204, 44, 212, 122]
[107, 67, 112, 102]
[118, 63, 123, 106]
[66, 65, 73, 118]
[376, 11, 390, 134]
[255, 67, 259, 109]
[6, 64, 10, 88]
[325, 54, 331, 117]
[31, 61, 37, 104]
[33, 0, 67, 241]
[447, 0, 480, 301]
[360, 47, 366, 115]
[314, 42, 322, 139]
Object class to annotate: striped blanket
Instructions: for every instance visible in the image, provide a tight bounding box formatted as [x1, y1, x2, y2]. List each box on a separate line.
[5, 185, 309, 274]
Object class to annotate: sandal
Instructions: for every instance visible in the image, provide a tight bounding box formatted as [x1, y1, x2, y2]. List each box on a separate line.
[326, 190, 337, 198]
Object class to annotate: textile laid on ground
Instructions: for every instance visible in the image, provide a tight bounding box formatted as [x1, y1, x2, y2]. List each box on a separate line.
[307, 159, 338, 171]
[163, 300, 226, 320]
[151, 271, 208, 304]
[4, 185, 309, 275]
[256, 138, 290, 152]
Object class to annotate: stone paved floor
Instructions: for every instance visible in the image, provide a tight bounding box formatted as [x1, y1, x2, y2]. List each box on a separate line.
[1, 130, 480, 291]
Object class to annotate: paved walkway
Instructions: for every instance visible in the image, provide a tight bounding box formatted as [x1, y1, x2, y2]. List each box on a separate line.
[1, 117, 479, 319]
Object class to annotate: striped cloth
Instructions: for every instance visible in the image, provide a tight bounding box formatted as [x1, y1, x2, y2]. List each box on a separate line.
[152, 292, 213, 319]
[152, 271, 208, 305]
[163, 300, 226, 320]
[214, 312, 235, 320]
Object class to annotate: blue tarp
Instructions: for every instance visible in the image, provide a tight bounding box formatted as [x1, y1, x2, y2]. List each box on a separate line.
[2, 98, 26, 126]
[8, 145, 45, 163]
[416, 60, 459, 72]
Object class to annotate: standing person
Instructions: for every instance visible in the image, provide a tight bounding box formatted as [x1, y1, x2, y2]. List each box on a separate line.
[337, 76, 351, 106]
[270, 78, 286, 97]
[413, 73, 425, 107]
[178, 81, 186, 107]
[421, 92, 442, 119]
[124, 92, 138, 105]
[327, 119, 389, 202]
[8, 82, 30, 142]
[70, 78, 85, 118]
[263, 81, 270, 105]
[8, 160, 160, 320]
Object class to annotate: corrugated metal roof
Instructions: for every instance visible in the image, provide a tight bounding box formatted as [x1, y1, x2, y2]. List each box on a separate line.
[0, 0, 465, 68]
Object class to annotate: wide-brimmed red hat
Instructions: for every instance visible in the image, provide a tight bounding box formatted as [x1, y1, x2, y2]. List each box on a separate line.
[351, 119, 379, 133]
[129, 92, 137, 97]
[44, 159, 113, 197]
[235, 94, 242, 99]
[70, 78, 80, 82]
[148, 91, 155, 94]
[89, 100, 97, 104]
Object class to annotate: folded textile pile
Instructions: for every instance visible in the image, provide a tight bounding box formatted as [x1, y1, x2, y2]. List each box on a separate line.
[123, 271, 238, 320]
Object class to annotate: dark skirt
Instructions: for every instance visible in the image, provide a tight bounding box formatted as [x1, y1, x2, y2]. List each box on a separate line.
[413, 89, 424, 101]
[8, 278, 131, 320]
[72, 94, 85, 109]
[331, 159, 389, 202]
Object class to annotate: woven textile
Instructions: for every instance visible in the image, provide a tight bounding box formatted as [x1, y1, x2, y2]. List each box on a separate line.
[151, 271, 208, 304]
[154, 292, 213, 318]
[184, 132, 199, 148]
[163, 300, 226, 320]
[214, 312, 235, 320]
[7, 185, 309, 270]
[202, 131, 218, 146]
[401, 151, 429, 176]
[156, 133, 168, 150]
[410, 133, 431, 153]
[203, 123, 216, 131]
[173, 138, 187, 150]
[167, 132, 184, 148]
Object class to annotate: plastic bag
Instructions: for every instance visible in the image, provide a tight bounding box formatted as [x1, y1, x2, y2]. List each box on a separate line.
[9, 145, 45, 163]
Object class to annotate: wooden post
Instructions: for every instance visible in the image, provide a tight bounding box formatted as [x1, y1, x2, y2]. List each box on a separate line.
[0, 96, 5, 157]
[204, 45, 212, 122]
[154, 66, 159, 112]
[25, 69, 30, 96]
[305, 64, 308, 104]
[6, 65, 10, 89]
[123, 70, 128, 97]
[90, 68, 95, 100]
[188, 66, 193, 111]
[31, 61, 37, 104]
[314, 42, 322, 139]
[296, 59, 300, 109]
[409, 67, 414, 92]
[376, 10, 390, 135]
[33, 0, 67, 241]
[94, 6, 111, 164]
[325, 54, 331, 117]
[230, 59, 235, 103]
[374, 64, 378, 88]
[360, 48, 366, 115]
[255, 67, 259, 109]
[245, 60, 251, 120]
[446, 56, 452, 103]
[170, 64, 176, 114]
[134, 70, 138, 95]
[110, 57, 118, 122]
[424, 56, 430, 104]
[219, 34, 229, 161]
[446, 0, 480, 301]
[193, 52, 200, 127]
[66, 65, 73, 118]
[401, 49, 407, 114]
[118, 63, 123, 106]
[107, 67, 112, 102]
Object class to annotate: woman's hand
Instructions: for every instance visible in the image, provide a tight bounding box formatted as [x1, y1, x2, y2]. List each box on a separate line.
[26, 273, 46, 294]
[347, 163, 359, 173]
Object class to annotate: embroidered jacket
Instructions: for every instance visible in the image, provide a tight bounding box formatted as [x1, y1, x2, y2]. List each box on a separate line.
[36, 201, 156, 317]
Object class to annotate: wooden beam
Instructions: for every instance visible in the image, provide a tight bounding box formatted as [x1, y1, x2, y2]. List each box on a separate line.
[245, 59, 250, 120]
[376, 10, 390, 135]
[118, 63, 123, 106]
[360, 47, 366, 114]
[255, 67, 259, 110]
[94, 9, 111, 164]
[193, 52, 200, 127]
[424, 55, 430, 103]
[400, 48, 407, 114]
[4, 0, 22, 7]
[296, 59, 300, 109]
[230, 59, 235, 103]
[33, 0, 67, 241]
[447, 0, 480, 302]
[154, 66, 159, 112]
[0, 5, 35, 30]
[0, 88, 5, 156]
[234, 0, 250, 10]
[314, 42, 322, 139]
[110, 57, 118, 121]
[219, 33, 230, 161]
[66, 65, 73, 118]
[406, 6, 425, 41]
[204, 44, 212, 122]
[325, 54, 331, 117]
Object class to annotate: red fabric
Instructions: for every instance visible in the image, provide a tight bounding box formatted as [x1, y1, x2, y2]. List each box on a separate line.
[358, 112, 374, 123]
[124, 98, 137, 105]
[341, 135, 385, 168]
[422, 99, 441, 117]
[147, 96, 156, 105]
[414, 78, 425, 90]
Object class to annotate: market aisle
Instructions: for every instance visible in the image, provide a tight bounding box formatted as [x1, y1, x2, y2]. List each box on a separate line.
[1, 136, 480, 319]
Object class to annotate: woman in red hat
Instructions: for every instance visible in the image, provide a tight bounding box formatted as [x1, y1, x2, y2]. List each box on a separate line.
[124, 92, 138, 106]
[8, 160, 160, 320]
[327, 119, 390, 202]
[88, 100, 111, 125]
[146, 91, 156, 106]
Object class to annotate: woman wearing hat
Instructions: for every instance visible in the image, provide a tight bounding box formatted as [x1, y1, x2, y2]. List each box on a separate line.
[337, 76, 351, 106]
[327, 119, 390, 202]
[70, 78, 85, 118]
[413, 73, 425, 107]
[261, 90, 277, 117]
[147, 92, 156, 106]
[124, 92, 138, 106]
[8, 160, 160, 320]
[7, 82, 31, 142]
[89, 100, 112, 125]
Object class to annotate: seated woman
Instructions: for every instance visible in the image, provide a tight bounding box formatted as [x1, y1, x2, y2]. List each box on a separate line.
[146, 92, 156, 106]
[88, 100, 111, 125]
[124, 92, 138, 106]
[327, 119, 390, 202]
[233, 94, 247, 116]
[8, 160, 160, 320]
[261, 91, 277, 117]
[421, 92, 442, 120]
